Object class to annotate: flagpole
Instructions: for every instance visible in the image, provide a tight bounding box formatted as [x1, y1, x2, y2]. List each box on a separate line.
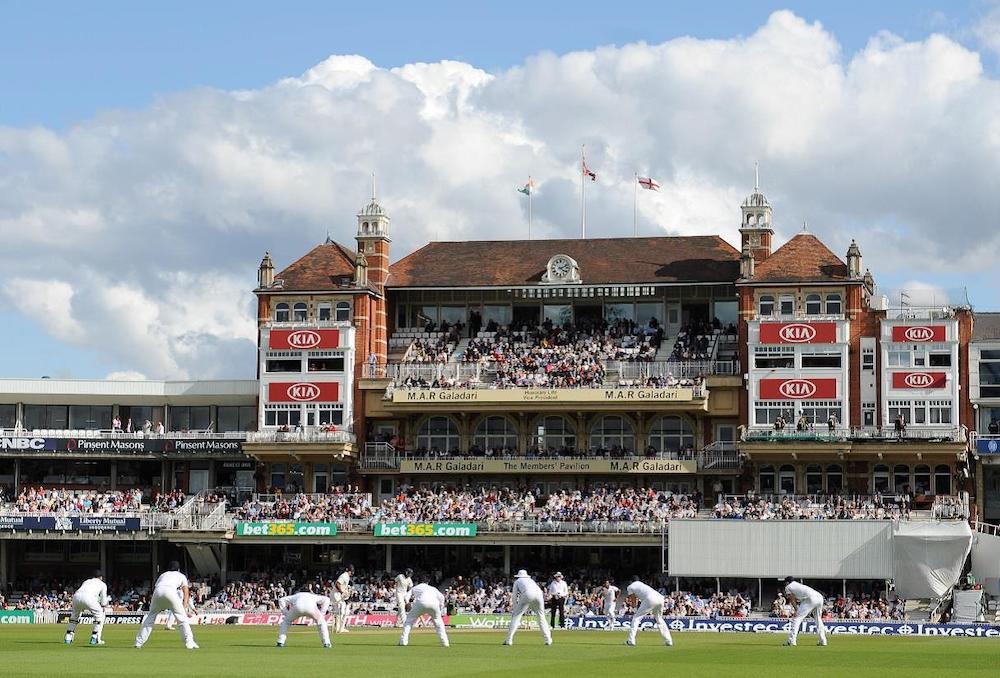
[528, 175, 533, 240]
[633, 172, 638, 237]
[581, 145, 586, 239]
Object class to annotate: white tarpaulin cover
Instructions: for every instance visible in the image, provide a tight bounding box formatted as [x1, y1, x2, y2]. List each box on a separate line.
[951, 590, 984, 623]
[893, 521, 973, 598]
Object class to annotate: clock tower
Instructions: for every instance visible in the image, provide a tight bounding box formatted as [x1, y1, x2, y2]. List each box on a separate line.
[738, 163, 774, 262]
[355, 182, 391, 369]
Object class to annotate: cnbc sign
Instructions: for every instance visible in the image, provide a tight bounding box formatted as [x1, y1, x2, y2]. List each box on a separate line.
[235, 521, 338, 537]
[373, 522, 478, 538]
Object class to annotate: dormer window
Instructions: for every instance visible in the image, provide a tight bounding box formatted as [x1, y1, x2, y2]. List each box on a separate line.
[292, 302, 307, 322]
[275, 302, 289, 323]
[805, 294, 822, 315]
[758, 295, 775, 316]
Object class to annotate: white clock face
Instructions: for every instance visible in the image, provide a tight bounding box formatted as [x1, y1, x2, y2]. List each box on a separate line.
[552, 257, 572, 277]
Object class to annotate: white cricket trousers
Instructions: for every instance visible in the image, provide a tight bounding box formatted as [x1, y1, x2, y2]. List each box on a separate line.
[399, 598, 449, 647]
[135, 587, 195, 648]
[278, 600, 330, 646]
[604, 601, 617, 630]
[627, 597, 673, 645]
[788, 597, 827, 645]
[395, 592, 410, 626]
[505, 593, 552, 645]
[66, 594, 105, 642]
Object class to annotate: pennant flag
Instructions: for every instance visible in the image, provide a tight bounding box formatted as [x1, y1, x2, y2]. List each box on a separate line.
[638, 176, 660, 191]
[582, 159, 597, 182]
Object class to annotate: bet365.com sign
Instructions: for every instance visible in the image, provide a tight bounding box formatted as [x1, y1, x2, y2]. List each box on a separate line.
[373, 522, 477, 538]
[235, 521, 338, 537]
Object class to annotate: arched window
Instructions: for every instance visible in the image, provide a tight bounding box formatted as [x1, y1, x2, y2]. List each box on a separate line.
[826, 464, 843, 493]
[779, 464, 796, 495]
[275, 303, 289, 323]
[894, 464, 910, 494]
[805, 294, 822, 315]
[758, 295, 775, 317]
[825, 294, 843, 315]
[335, 301, 351, 322]
[758, 465, 776, 494]
[873, 464, 890, 493]
[534, 416, 576, 454]
[415, 417, 460, 454]
[292, 302, 308, 322]
[589, 415, 635, 454]
[934, 464, 952, 495]
[647, 416, 694, 455]
[473, 416, 517, 453]
[317, 302, 332, 321]
[913, 464, 931, 495]
[806, 464, 823, 494]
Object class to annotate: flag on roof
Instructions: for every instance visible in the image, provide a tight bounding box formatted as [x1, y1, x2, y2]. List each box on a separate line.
[517, 177, 535, 195]
[582, 159, 596, 182]
[638, 176, 660, 191]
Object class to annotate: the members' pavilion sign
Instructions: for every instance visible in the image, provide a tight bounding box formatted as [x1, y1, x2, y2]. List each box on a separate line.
[398, 458, 698, 474]
[391, 387, 695, 404]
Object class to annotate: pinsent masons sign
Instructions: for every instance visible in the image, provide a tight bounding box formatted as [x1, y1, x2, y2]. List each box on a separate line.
[891, 325, 946, 342]
[891, 372, 947, 389]
[759, 322, 838, 344]
[398, 458, 697, 474]
[267, 381, 340, 403]
[269, 328, 340, 350]
[759, 378, 837, 400]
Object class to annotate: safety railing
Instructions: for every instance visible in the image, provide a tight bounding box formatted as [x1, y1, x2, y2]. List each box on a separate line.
[742, 426, 967, 443]
[245, 430, 355, 444]
[0, 428, 249, 440]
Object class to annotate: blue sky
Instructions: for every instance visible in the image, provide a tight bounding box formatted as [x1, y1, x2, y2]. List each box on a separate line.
[0, 1, 998, 379]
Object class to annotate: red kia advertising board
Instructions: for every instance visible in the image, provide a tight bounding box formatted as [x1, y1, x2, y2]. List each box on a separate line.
[267, 382, 340, 403]
[891, 372, 947, 389]
[759, 322, 837, 344]
[269, 329, 340, 350]
[890, 325, 946, 343]
[759, 378, 837, 400]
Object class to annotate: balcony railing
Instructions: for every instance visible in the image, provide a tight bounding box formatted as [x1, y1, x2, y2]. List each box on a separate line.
[359, 443, 741, 472]
[741, 426, 967, 444]
[0, 428, 249, 440]
[245, 430, 356, 444]
[263, 320, 352, 329]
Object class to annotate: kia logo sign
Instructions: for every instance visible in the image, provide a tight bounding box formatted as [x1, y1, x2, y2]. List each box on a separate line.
[903, 372, 934, 388]
[903, 326, 934, 342]
[777, 324, 817, 343]
[286, 383, 321, 401]
[778, 380, 817, 399]
[286, 330, 322, 349]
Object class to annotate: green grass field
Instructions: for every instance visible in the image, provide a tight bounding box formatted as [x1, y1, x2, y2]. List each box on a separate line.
[0, 626, 995, 678]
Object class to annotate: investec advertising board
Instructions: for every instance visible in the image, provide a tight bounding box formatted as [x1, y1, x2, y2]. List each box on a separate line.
[398, 458, 697, 474]
[392, 387, 694, 404]
[566, 616, 1000, 638]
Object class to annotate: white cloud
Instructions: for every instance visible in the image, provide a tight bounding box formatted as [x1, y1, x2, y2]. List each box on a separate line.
[105, 370, 147, 381]
[1, 10, 999, 377]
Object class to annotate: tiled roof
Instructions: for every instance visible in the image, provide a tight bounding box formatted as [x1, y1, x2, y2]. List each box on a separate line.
[271, 242, 358, 292]
[973, 312, 1000, 341]
[388, 236, 740, 287]
[748, 233, 850, 283]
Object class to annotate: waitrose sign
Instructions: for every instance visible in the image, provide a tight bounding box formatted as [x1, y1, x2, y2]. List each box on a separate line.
[235, 521, 338, 537]
[373, 522, 477, 538]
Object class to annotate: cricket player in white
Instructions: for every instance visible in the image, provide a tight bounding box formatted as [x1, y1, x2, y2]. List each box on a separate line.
[134, 561, 199, 650]
[782, 577, 828, 646]
[65, 570, 109, 646]
[625, 578, 673, 647]
[603, 580, 620, 631]
[503, 570, 552, 646]
[398, 583, 450, 647]
[276, 591, 331, 648]
[394, 568, 414, 627]
[332, 564, 354, 634]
